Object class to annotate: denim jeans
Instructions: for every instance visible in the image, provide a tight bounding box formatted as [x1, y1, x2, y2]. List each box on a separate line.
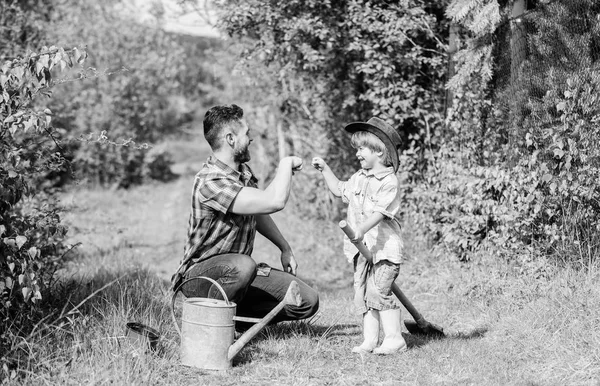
[180, 253, 319, 330]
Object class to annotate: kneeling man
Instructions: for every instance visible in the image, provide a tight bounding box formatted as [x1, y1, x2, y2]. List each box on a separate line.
[171, 104, 319, 330]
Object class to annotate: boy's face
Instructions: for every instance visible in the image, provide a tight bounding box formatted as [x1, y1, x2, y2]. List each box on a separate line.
[355, 145, 383, 170]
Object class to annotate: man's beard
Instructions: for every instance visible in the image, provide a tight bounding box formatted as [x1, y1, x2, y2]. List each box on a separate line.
[233, 144, 251, 163]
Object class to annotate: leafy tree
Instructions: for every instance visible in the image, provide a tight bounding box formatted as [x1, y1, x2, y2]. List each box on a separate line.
[196, 0, 450, 217]
[33, 1, 220, 187]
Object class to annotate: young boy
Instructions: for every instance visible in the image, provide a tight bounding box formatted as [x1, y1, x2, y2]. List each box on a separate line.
[312, 117, 406, 355]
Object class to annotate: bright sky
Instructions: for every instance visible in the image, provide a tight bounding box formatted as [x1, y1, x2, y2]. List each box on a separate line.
[123, 0, 221, 37]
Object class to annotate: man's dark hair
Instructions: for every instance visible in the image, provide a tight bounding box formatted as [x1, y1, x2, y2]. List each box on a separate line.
[203, 104, 244, 150]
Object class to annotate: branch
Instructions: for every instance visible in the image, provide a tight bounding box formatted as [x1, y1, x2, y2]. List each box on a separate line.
[1, 47, 82, 65]
[417, 16, 447, 51]
[396, 27, 447, 56]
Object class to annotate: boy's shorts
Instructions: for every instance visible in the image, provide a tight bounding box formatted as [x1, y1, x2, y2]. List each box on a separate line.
[353, 254, 400, 315]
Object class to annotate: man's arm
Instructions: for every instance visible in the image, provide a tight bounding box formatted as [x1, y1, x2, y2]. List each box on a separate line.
[255, 214, 298, 275]
[230, 156, 302, 215]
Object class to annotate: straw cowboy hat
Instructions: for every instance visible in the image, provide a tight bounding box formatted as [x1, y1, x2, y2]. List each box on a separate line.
[344, 117, 402, 172]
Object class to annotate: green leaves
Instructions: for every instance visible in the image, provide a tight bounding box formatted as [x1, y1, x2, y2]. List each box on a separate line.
[0, 41, 87, 316]
[218, 0, 449, 194]
[15, 235, 27, 250]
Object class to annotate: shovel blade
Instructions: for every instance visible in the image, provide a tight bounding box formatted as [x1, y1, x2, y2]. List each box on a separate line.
[404, 319, 445, 338]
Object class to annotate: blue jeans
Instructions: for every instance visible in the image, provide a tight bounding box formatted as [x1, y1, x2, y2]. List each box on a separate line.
[179, 253, 319, 330]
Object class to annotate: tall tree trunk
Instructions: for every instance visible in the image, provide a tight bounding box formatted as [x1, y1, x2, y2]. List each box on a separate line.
[510, 0, 527, 90]
[509, 0, 527, 165]
[445, 22, 459, 120]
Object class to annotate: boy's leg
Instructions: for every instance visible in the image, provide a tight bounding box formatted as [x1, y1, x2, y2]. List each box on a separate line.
[180, 253, 257, 304]
[373, 308, 406, 355]
[236, 265, 319, 325]
[366, 260, 407, 355]
[353, 254, 369, 315]
[352, 309, 380, 354]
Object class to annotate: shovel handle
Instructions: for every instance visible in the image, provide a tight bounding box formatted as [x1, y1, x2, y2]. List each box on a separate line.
[170, 276, 230, 336]
[228, 280, 300, 360]
[339, 221, 373, 264]
[338, 221, 425, 323]
[390, 283, 426, 325]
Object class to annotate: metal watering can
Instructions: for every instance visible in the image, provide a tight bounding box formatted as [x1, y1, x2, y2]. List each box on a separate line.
[171, 276, 302, 370]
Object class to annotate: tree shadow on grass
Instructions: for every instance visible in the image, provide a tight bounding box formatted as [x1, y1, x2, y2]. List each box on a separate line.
[230, 320, 361, 367]
[52, 265, 170, 320]
[0, 265, 175, 371]
[238, 319, 360, 342]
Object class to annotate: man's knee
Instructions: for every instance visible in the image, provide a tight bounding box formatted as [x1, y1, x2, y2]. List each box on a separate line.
[298, 286, 320, 319]
[233, 254, 257, 283]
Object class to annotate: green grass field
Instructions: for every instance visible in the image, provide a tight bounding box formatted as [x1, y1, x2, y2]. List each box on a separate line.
[6, 134, 600, 385]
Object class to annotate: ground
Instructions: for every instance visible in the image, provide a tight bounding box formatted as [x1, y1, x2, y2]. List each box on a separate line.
[46, 132, 600, 386]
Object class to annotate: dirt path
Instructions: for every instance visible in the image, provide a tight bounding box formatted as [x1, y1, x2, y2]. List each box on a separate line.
[60, 134, 316, 283]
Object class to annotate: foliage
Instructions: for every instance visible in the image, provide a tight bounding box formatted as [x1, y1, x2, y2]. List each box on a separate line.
[207, 0, 450, 219]
[513, 65, 600, 261]
[37, 1, 220, 188]
[0, 39, 87, 350]
[432, 0, 600, 263]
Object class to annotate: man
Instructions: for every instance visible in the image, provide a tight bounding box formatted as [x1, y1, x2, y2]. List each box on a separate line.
[171, 104, 319, 329]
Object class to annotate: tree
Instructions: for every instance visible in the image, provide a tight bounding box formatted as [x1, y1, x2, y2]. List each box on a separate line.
[192, 0, 450, 217]
[35, 1, 220, 187]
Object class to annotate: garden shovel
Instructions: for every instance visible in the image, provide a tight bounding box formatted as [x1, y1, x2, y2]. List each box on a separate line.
[339, 221, 445, 338]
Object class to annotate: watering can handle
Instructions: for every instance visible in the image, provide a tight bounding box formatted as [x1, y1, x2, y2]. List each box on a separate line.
[170, 276, 230, 336]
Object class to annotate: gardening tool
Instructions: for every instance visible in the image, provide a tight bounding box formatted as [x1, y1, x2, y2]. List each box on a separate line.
[171, 276, 302, 370]
[125, 322, 160, 354]
[339, 221, 445, 338]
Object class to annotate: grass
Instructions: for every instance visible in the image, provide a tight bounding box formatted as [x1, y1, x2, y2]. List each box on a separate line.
[3, 134, 600, 385]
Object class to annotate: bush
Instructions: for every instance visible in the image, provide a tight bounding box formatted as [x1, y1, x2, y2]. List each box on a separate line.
[408, 69, 600, 264]
[0, 43, 86, 353]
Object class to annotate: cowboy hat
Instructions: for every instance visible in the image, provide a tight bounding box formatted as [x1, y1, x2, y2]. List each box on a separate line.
[344, 117, 402, 172]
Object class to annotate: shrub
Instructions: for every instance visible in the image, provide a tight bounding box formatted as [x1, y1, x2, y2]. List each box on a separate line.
[0, 44, 86, 353]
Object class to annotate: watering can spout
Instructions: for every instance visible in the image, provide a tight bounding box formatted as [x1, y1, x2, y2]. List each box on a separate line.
[227, 280, 302, 361]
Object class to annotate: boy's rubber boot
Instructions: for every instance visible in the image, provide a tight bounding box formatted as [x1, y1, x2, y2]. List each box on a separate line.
[352, 309, 380, 353]
[373, 308, 407, 355]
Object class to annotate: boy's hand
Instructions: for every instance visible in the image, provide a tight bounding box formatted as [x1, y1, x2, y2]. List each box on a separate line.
[311, 157, 328, 172]
[351, 228, 364, 244]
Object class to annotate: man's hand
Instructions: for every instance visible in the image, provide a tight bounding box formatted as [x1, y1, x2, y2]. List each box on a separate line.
[286, 156, 303, 174]
[311, 157, 329, 172]
[280, 249, 298, 276]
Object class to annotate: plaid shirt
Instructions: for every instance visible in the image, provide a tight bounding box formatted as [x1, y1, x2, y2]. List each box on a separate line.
[171, 156, 258, 289]
[339, 167, 404, 264]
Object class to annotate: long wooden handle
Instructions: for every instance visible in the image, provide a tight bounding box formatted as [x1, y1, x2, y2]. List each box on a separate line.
[338, 221, 425, 324]
[339, 221, 373, 264]
[228, 281, 301, 360]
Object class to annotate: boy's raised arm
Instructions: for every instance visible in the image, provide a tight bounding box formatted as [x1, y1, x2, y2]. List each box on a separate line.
[312, 157, 342, 197]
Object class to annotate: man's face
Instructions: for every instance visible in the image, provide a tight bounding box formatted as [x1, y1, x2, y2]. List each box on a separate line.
[233, 120, 252, 163]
